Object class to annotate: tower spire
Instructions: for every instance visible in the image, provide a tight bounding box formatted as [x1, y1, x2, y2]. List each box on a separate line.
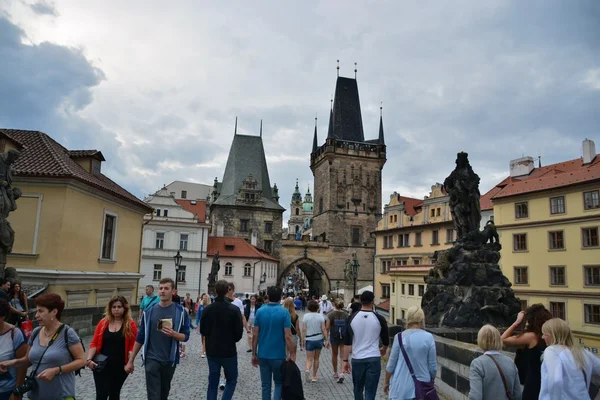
[260, 119, 263, 137]
[378, 103, 385, 145]
[312, 116, 318, 153]
[234, 116, 238, 135]
[336, 59, 339, 77]
[327, 104, 334, 139]
[354, 62, 357, 79]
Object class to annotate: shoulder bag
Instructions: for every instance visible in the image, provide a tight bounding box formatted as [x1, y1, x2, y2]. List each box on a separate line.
[398, 333, 439, 400]
[485, 354, 512, 400]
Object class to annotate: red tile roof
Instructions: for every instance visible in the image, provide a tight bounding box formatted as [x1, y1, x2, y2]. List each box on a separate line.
[397, 195, 423, 216]
[480, 185, 503, 211]
[0, 129, 152, 212]
[489, 155, 600, 201]
[175, 199, 207, 222]
[207, 237, 279, 262]
[376, 299, 390, 311]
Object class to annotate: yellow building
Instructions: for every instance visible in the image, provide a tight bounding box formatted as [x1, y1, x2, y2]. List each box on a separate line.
[1, 129, 153, 306]
[489, 139, 600, 355]
[375, 184, 457, 323]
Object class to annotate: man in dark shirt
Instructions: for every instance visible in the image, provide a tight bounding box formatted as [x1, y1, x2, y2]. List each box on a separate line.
[201, 280, 244, 400]
[0, 279, 10, 303]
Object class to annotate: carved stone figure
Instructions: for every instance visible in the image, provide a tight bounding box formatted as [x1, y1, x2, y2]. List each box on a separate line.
[443, 152, 481, 241]
[343, 259, 354, 287]
[208, 251, 220, 284]
[0, 149, 21, 279]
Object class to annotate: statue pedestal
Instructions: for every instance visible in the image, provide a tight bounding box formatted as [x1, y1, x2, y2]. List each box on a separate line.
[343, 285, 353, 306]
[422, 242, 521, 329]
[207, 283, 216, 296]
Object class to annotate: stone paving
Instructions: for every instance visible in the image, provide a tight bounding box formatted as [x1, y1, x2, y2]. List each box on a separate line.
[69, 313, 391, 399]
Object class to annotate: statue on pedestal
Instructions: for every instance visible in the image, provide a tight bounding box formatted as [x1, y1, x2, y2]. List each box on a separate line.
[207, 251, 220, 293]
[0, 149, 21, 280]
[343, 259, 354, 288]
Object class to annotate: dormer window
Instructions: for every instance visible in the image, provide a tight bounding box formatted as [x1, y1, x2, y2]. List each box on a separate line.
[92, 159, 101, 175]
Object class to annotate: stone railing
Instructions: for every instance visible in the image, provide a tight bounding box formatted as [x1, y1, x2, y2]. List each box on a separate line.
[387, 325, 600, 400]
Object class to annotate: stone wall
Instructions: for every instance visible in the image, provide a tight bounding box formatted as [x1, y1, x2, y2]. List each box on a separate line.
[387, 325, 600, 400]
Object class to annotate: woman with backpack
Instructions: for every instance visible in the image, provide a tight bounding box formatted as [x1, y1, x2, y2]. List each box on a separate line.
[325, 298, 348, 383]
[302, 300, 329, 383]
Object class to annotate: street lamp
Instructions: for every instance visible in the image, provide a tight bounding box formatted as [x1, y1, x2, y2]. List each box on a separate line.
[352, 252, 359, 297]
[173, 250, 183, 290]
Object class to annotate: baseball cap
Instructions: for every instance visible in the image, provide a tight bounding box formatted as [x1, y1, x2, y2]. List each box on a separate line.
[360, 291, 374, 304]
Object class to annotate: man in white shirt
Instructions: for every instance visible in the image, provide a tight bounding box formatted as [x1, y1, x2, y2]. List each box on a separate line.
[320, 295, 333, 316]
[342, 291, 389, 400]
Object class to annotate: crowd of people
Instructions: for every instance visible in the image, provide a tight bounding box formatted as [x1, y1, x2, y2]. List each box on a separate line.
[0, 277, 596, 399]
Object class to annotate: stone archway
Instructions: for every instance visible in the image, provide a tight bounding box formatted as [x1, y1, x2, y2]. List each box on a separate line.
[279, 257, 330, 298]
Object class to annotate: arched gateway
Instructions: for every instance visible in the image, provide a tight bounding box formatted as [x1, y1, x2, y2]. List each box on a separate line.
[279, 257, 329, 297]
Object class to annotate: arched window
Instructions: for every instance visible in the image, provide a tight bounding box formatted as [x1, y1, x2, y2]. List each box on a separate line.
[225, 262, 233, 276]
[295, 208, 299, 216]
[244, 263, 252, 277]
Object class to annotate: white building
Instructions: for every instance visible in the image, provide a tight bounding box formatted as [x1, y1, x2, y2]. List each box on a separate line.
[164, 180, 212, 201]
[207, 237, 279, 295]
[139, 187, 210, 300]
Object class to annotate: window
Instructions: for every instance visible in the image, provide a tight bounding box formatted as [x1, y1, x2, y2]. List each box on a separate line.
[92, 159, 101, 175]
[352, 227, 360, 246]
[398, 259, 408, 266]
[101, 213, 117, 260]
[582, 227, 599, 247]
[415, 232, 422, 246]
[181, 190, 187, 199]
[179, 234, 188, 250]
[413, 258, 421, 265]
[431, 230, 439, 245]
[381, 284, 390, 299]
[392, 282, 395, 294]
[163, 209, 168, 217]
[153, 264, 162, 281]
[585, 304, 600, 324]
[408, 284, 415, 296]
[550, 196, 565, 214]
[383, 235, 393, 249]
[418, 285, 425, 297]
[401, 309, 406, 320]
[436, 208, 441, 217]
[520, 300, 528, 311]
[295, 225, 300, 233]
[584, 266, 600, 286]
[177, 265, 186, 282]
[394, 215, 398, 223]
[225, 262, 233, 276]
[584, 190, 599, 210]
[446, 229, 454, 243]
[550, 302, 566, 320]
[381, 260, 391, 273]
[430, 209, 435, 218]
[265, 222, 273, 234]
[550, 266, 566, 286]
[264, 240, 273, 253]
[295, 208, 299, 216]
[155, 232, 165, 249]
[548, 231, 564, 250]
[401, 284, 405, 295]
[513, 234, 527, 251]
[514, 267, 529, 285]
[244, 263, 252, 277]
[240, 219, 249, 232]
[398, 234, 409, 247]
[156, 209, 161, 216]
[515, 202, 529, 219]
[389, 215, 393, 223]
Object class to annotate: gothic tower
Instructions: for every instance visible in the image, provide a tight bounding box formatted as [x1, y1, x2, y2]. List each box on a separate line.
[287, 179, 304, 235]
[310, 75, 386, 252]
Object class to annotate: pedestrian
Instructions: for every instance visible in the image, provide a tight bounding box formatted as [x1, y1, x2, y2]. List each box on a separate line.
[183, 293, 193, 315]
[501, 303, 551, 399]
[172, 289, 181, 305]
[127, 278, 191, 400]
[539, 318, 600, 399]
[252, 286, 296, 400]
[326, 298, 348, 383]
[244, 295, 261, 353]
[200, 280, 244, 400]
[0, 293, 87, 400]
[469, 325, 521, 400]
[283, 297, 301, 352]
[294, 296, 302, 311]
[319, 295, 332, 316]
[0, 279, 10, 303]
[0, 298, 27, 399]
[347, 295, 360, 313]
[87, 295, 138, 400]
[343, 290, 389, 400]
[7, 281, 28, 326]
[138, 285, 160, 322]
[302, 299, 328, 383]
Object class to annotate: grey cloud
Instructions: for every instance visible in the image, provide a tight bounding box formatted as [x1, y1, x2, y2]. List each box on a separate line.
[29, 1, 58, 16]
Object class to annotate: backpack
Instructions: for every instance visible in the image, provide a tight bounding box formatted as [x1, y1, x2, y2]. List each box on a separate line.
[31, 325, 86, 376]
[281, 359, 305, 400]
[333, 317, 347, 341]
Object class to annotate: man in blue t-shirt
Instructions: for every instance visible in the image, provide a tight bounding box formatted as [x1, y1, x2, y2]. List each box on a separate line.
[252, 286, 295, 400]
[138, 285, 160, 321]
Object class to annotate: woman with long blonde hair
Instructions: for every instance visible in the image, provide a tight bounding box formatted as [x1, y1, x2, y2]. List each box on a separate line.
[198, 293, 210, 357]
[87, 295, 138, 399]
[283, 297, 302, 352]
[539, 318, 600, 399]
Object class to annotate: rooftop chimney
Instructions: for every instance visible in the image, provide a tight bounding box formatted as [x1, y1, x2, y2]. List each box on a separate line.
[509, 156, 535, 177]
[583, 138, 596, 165]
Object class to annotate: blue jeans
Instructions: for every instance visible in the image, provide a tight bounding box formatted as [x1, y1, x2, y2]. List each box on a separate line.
[207, 356, 238, 400]
[351, 357, 381, 400]
[258, 358, 285, 400]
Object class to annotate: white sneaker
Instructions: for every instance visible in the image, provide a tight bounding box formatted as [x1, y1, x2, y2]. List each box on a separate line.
[337, 373, 344, 383]
[219, 379, 226, 390]
[305, 370, 311, 383]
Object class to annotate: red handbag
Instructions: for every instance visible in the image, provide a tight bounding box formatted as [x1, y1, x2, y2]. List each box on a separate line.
[20, 319, 33, 339]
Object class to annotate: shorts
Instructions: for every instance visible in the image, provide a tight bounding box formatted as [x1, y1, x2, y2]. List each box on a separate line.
[305, 339, 323, 352]
[330, 336, 344, 346]
[292, 335, 298, 346]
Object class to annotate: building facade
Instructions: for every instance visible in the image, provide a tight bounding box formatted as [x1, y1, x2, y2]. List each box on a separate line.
[209, 121, 284, 258]
[164, 180, 212, 201]
[138, 187, 210, 300]
[490, 139, 600, 354]
[2, 129, 153, 305]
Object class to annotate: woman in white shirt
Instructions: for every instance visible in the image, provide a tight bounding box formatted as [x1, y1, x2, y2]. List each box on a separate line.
[302, 300, 329, 383]
[539, 318, 600, 400]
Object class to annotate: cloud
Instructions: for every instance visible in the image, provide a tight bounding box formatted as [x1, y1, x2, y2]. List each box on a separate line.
[28, 1, 57, 16]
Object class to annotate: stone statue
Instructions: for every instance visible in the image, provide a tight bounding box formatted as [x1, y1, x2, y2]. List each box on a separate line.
[0, 149, 21, 279]
[343, 259, 354, 287]
[443, 152, 481, 241]
[208, 251, 220, 284]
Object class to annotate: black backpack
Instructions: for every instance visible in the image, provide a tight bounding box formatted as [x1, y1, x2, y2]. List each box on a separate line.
[333, 317, 347, 341]
[31, 325, 86, 376]
[281, 359, 305, 400]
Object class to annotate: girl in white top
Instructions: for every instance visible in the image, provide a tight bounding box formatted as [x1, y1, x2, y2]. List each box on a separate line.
[539, 318, 600, 400]
[302, 300, 329, 383]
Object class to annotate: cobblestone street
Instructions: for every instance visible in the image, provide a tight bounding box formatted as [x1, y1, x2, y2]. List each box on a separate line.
[70, 317, 388, 399]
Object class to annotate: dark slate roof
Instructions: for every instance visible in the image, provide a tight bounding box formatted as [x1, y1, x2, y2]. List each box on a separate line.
[68, 150, 106, 161]
[213, 134, 284, 211]
[328, 77, 365, 142]
[378, 115, 385, 144]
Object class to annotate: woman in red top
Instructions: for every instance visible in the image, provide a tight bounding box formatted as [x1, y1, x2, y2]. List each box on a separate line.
[87, 296, 138, 400]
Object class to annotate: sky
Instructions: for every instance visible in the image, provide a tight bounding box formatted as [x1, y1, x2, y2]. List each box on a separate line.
[1, 0, 599, 224]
